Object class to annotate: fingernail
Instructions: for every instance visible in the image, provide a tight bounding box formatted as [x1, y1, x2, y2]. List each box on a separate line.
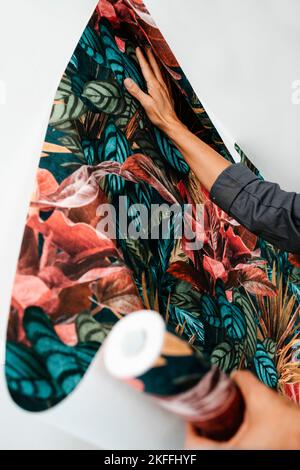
[124, 78, 134, 89]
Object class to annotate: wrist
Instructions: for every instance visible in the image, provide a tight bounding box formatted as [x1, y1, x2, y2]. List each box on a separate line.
[160, 118, 189, 142]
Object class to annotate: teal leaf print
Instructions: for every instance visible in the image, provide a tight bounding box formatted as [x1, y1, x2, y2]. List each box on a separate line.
[100, 21, 143, 88]
[169, 305, 205, 344]
[201, 294, 222, 328]
[216, 283, 246, 341]
[98, 120, 131, 192]
[23, 307, 99, 397]
[6, 342, 59, 408]
[79, 26, 105, 65]
[233, 290, 258, 359]
[253, 341, 278, 388]
[154, 128, 189, 174]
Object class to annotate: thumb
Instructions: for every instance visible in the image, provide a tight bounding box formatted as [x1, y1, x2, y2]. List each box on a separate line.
[185, 423, 225, 450]
[231, 370, 273, 409]
[124, 78, 149, 106]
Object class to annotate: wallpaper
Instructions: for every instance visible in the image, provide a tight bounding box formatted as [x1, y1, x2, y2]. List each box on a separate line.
[6, 0, 300, 412]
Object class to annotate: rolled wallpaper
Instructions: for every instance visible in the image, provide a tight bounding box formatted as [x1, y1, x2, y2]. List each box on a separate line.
[6, 0, 300, 436]
[104, 311, 244, 440]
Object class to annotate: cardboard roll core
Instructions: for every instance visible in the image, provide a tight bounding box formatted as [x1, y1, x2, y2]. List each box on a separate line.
[103, 311, 165, 379]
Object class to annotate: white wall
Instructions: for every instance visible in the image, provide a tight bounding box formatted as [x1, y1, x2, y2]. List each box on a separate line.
[146, 0, 300, 192]
[0, 0, 299, 450]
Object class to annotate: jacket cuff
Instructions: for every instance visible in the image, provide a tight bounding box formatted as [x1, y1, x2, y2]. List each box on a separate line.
[210, 163, 259, 214]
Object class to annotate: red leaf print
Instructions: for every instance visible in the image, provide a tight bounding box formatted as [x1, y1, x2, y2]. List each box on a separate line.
[203, 200, 221, 256]
[283, 382, 300, 405]
[28, 211, 119, 258]
[96, 0, 120, 26]
[115, 35, 126, 52]
[37, 166, 100, 209]
[203, 255, 228, 283]
[235, 225, 258, 251]
[54, 323, 78, 347]
[126, 0, 180, 68]
[230, 264, 277, 296]
[95, 153, 181, 204]
[289, 254, 300, 268]
[222, 226, 252, 259]
[167, 261, 207, 293]
[12, 274, 53, 311]
[91, 265, 143, 313]
[18, 226, 40, 275]
[36, 169, 59, 198]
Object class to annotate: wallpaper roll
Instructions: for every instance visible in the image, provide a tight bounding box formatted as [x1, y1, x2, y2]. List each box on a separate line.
[104, 311, 244, 441]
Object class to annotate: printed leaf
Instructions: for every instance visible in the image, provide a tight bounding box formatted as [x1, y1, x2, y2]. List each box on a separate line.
[100, 22, 144, 87]
[211, 341, 236, 372]
[79, 26, 105, 65]
[154, 128, 189, 174]
[94, 153, 180, 204]
[263, 338, 276, 360]
[55, 75, 73, 100]
[82, 80, 125, 115]
[167, 261, 207, 293]
[169, 305, 205, 344]
[216, 282, 246, 341]
[22, 307, 99, 399]
[234, 265, 278, 297]
[170, 281, 203, 314]
[98, 121, 131, 193]
[253, 341, 278, 388]
[6, 342, 58, 407]
[233, 290, 257, 359]
[115, 90, 140, 129]
[50, 95, 86, 126]
[201, 294, 222, 328]
[289, 254, 300, 268]
[76, 313, 113, 343]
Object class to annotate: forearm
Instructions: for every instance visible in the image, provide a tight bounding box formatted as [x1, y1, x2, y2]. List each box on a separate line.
[163, 122, 300, 254]
[124, 47, 300, 254]
[163, 120, 231, 192]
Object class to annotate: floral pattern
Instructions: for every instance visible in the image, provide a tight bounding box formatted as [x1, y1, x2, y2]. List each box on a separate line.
[6, 0, 300, 411]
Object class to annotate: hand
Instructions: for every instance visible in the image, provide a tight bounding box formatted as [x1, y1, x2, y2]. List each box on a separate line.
[186, 371, 300, 450]
[124, 46, 230, 192]
[124, 47, 184, 134]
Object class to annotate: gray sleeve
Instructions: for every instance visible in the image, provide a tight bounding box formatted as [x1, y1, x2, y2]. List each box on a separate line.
[210, 163, 300, 254]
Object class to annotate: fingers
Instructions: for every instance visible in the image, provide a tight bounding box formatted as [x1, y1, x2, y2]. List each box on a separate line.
[231, 370, 267, 395]
[185, 423, 223, 450]
[136, 46, 155, 85]
[231, 370, 276, 410]
[124, 78, 150, 107]
[145, 47, 165, 85]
